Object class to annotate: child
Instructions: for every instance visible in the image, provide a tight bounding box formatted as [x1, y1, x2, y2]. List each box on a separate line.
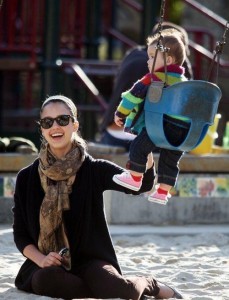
[113, 29, 190, 205]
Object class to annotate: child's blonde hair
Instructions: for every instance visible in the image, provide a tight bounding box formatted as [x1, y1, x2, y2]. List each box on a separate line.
[147, 28, 186, 66]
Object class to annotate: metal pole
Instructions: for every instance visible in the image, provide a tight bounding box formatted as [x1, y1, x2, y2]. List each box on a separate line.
[41, 0, 61, 99]
[0, 0, 4, 133]
[141, 0, 161, 44]
[85, 0, 101, 59]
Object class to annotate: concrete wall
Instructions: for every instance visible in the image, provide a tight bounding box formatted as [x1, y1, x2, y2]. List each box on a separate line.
[0, 197, 14, 224]
[104, 190, 229, 225]
[1, 152, 229, 224]
[3, 190, 229, 225]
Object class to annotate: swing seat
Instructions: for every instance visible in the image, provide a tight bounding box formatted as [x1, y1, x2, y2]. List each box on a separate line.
[144, 80, 222, 151]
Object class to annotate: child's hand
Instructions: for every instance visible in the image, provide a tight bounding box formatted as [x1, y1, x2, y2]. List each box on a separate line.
[114, 115, 124, 127]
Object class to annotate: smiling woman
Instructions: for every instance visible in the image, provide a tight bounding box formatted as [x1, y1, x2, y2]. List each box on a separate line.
[12, 94, 183, 299]
[38, 95, 84, 159]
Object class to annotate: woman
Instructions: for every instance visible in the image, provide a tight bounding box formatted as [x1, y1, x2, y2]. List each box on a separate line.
[12, 95, 183, 299]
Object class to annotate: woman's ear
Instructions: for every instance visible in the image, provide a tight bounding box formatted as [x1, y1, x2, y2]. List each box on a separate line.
[73, 120, 79, 131]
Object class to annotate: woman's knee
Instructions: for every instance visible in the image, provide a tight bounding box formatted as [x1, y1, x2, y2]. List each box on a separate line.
[31, 266, 61, 295]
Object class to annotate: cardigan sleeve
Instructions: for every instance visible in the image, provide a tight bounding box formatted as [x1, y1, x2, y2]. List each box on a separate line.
[12, 162, 42, 254]
[92, 156, 155, 194]
[12, 170, 35, 253]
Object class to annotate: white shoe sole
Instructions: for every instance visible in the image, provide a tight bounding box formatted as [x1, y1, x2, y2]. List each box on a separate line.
[113, 175, 141, 191]
[148, 197, 168, 205]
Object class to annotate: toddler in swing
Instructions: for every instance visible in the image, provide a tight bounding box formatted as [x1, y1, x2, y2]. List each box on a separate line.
[113, 29, 190, 205]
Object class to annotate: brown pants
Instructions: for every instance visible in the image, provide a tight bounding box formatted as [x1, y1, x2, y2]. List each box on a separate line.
[31, 259, 159, 299]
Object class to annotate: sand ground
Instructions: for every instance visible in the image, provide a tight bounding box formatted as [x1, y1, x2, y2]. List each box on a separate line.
[1, 224, 229, 299]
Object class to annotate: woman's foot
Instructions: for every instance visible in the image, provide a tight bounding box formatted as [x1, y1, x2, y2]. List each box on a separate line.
[155, 282, 183, 299]
[141, 281, 183, 299]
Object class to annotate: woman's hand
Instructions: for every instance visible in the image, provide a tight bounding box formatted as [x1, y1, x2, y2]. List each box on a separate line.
[23, 244, 62, 268]
[40, 252, 62, 268]
[146, 152, 154, 170]
[114, 115, 124, 127]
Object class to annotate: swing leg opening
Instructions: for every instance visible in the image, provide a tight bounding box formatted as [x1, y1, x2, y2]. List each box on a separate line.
[163, 115, 191, 148]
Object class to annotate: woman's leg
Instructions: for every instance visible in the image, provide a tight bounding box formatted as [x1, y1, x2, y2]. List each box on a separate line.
[81, 260, 160, 300]
[31, 266, 92, 299]
[31, 261, 181, 299]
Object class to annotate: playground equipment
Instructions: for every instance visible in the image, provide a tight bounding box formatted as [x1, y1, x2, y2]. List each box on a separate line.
[144, 0, 228, 152]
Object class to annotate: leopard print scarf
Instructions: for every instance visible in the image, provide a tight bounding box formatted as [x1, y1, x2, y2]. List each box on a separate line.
[38, 141, 85, 270]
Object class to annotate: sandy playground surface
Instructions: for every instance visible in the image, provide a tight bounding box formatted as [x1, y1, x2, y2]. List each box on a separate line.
[1, 224, 229, 299]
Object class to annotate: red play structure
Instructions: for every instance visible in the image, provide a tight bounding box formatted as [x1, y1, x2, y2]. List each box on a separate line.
[0, 0, 228, 144]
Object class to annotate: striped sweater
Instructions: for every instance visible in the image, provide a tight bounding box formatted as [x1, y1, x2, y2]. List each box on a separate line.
[115, 64, 187, 135]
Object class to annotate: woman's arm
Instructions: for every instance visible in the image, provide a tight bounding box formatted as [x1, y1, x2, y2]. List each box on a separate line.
[23, 244, 62, 268]
[95, 156, 155, 194]
[13, 170, 36, 252]
[13, 168, 63, 268]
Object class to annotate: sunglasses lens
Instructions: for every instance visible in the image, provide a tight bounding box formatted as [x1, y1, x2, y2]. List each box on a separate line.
[57, 115, 70, 126]
[40, 118, 54, 129]
[39, 115, 73, 129]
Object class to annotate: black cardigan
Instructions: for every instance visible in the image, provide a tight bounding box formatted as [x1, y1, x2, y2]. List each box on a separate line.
[12, 154, 155, 292]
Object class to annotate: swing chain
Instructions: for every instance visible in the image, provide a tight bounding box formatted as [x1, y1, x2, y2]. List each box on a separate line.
[155, 0, 170, 53]
[214, 21, 229, 55]
[151, 0, 169, 86]
[207, 21, 229, 83]
[156, 0, 166, 36]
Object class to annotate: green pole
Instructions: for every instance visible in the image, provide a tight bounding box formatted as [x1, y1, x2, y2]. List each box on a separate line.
[85, 0, 101, 59]
[141, 0, 161, 44]
[41, 0, 61, 99]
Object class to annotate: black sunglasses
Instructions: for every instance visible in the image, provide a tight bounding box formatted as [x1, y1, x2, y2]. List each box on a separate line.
[38, 115, 74, 129]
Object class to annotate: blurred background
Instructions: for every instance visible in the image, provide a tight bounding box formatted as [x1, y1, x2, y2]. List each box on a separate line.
[0, 0, 229, 149]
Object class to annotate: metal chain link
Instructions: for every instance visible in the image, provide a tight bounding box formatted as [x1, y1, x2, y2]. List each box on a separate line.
[207, 22, 229, 83]
[150, 0, 169, 85]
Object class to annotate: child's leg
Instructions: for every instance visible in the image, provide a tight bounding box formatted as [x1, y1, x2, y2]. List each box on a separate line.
[113, 129, 156, 191]
[148, 149, 184, 204]
[157, 148, 184, 186]
[158, 183, 172, 193]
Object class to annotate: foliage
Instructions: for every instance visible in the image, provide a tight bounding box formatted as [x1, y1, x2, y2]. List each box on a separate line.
[166, 0, 184, 25]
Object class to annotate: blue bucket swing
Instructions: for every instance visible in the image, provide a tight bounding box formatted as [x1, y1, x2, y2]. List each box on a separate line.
[144, 79, 222, 152]
[144, 3, 228, 152]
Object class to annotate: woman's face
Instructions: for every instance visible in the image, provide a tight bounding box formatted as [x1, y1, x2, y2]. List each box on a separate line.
[40, 102, 79, 158]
